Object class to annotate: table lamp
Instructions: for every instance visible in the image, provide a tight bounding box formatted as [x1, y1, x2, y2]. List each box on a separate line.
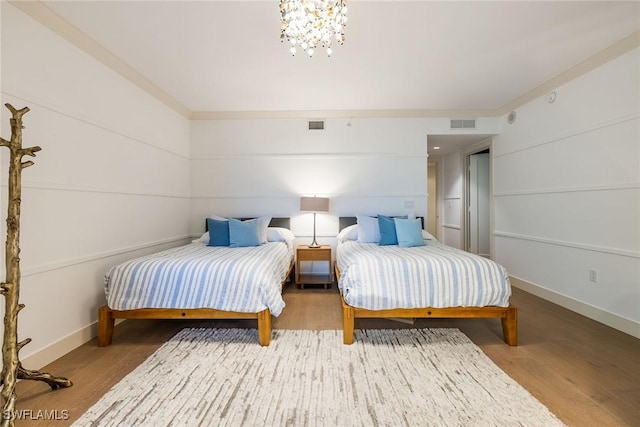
[300, 196, 330, 248]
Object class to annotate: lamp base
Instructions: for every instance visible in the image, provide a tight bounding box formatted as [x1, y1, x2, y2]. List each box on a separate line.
[309, 212, 321, 248]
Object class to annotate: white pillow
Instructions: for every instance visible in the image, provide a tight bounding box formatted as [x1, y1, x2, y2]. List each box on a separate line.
[267, 227, 295, 243]
[209, 214, 227, 221]
[337, 224, 358, 243]
[257, 216, 271, 244]
[357, 215, 380, 243]
[422, 230, 437, 241]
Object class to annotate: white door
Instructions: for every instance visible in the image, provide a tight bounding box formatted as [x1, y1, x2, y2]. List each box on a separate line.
[468, 152, 490, 257]
[427, 162, 438, 238]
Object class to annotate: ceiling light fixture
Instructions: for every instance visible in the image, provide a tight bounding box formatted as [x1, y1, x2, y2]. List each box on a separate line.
[280, 0, 348, 57]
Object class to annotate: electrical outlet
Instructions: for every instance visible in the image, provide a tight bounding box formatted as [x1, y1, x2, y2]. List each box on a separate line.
[589, 269, 598, 283]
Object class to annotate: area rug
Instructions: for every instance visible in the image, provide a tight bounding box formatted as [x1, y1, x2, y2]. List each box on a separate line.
[74, 328, 564, 426]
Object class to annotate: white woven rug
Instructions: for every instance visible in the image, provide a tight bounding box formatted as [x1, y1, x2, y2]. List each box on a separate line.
[74, 328, 564, 427]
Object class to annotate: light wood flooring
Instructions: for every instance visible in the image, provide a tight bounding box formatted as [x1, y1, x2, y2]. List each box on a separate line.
[14, 284, 640, 426]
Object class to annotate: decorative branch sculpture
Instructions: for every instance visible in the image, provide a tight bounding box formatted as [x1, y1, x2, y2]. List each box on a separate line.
[0, 104, 72, 427]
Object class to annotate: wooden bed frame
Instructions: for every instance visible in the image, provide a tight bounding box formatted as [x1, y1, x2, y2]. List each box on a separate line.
[336, 217, 518, 346]
[97, 217, 293, 347]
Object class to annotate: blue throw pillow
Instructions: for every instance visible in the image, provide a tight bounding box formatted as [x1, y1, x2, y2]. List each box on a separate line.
[394, 218, 426, 248]
[228, 218, 261, 247]
[378, 215, 407, 246]
[206, 218, 230, 246]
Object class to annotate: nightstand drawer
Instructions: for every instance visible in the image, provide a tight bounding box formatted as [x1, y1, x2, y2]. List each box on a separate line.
[299, 248, 331, 261]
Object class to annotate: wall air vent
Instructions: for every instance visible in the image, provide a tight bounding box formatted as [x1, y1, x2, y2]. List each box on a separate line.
[308, 120, 325, 130]
[450, 119, 476, 129]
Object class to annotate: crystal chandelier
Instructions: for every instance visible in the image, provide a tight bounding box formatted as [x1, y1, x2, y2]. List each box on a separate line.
[279, 0, 348, 57]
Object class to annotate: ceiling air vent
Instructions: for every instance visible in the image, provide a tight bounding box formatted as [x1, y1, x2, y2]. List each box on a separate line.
[308, 120, 325, 130]
[450, 119, 476, 129]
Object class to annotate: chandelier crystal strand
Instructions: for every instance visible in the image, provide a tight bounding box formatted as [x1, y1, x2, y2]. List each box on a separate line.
[280, 0, 348, 57]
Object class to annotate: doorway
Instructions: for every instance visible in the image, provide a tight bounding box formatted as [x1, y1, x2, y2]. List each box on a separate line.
[462, 143, 492, 258]
[427, 161, 438, 239]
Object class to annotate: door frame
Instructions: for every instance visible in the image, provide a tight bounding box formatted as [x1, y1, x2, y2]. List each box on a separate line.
[460, 139, 493, 258]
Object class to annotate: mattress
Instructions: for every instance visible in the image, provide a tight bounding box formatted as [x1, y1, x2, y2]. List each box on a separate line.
[336, 240, 511, 310]
[105, 241, 292, 316]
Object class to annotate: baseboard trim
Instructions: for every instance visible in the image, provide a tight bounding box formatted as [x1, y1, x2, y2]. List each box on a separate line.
[22, 322, 95, 369]
[510, 276, 640, 339]
[21, 319, 125, 369]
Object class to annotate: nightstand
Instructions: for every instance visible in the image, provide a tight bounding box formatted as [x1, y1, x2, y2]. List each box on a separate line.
[295, 245, 333, 289]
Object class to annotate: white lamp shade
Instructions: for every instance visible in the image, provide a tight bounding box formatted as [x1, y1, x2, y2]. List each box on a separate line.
[300, 196, 330, 213]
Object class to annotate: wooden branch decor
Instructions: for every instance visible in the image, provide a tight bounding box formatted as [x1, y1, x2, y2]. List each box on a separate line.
[0, 104, 71, 426]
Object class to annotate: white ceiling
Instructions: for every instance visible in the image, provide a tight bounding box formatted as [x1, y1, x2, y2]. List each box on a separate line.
[40, 0, 639, 115]
[11, 1, 637, 157]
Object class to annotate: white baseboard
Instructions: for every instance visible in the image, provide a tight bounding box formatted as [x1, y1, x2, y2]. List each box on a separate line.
[21, 322, 96, 369]
[21, 319, 124, 370]
[510, 276, 640, 339]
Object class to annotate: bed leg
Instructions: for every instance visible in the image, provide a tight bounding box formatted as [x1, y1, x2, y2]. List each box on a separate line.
[257, 309, 272, 346]
[343, 304, 355, 345]
[98, 305, 114, 347]
[501, 306, 518, 346]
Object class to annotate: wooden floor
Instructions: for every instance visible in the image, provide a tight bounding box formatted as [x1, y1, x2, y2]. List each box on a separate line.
[14, 285, 640, 426]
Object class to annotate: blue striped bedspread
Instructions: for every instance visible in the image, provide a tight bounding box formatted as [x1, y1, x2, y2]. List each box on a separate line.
[105, 242, 293, 316]
[336, 240, 511, 310]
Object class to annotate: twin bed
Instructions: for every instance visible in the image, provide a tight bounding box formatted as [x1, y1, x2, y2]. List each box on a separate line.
[98, 218, 294, 347]
[98, 215, 517, 347]
[335, 217, 517, 346]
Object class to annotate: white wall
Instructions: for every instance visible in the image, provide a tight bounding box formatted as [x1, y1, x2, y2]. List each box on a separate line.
[191, 116, 501, 277]
[190, 117, 434, 242]
[191, 117, 501, 237]
[493, 48, 640, 337]
[0, 4, 191, 367]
